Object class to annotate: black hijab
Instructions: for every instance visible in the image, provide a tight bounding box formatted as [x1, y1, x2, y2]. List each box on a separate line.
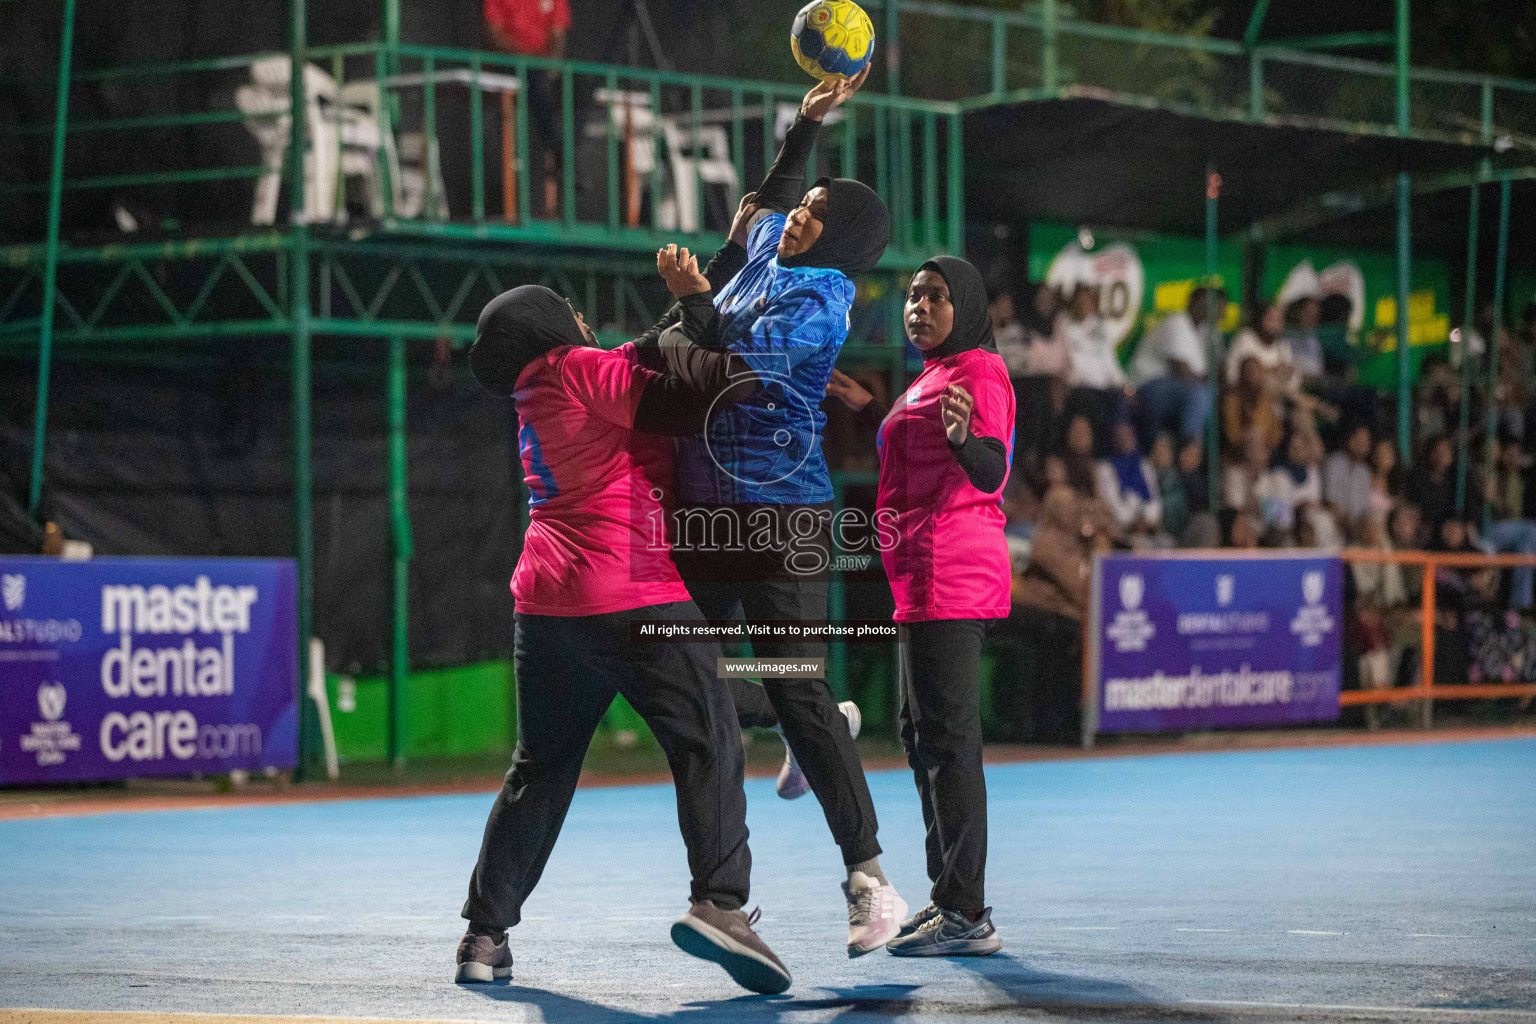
[778, 176, 889, 278]
[913, 255, 996, 362]
[469, 284, 589, 396]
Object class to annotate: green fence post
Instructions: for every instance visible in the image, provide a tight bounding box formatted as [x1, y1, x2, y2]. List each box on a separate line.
[388, 333, 411, 770]
[1248, 52, 1264, 121]
[1483, 178, 1513, 531]
[990, 14, 1006, 96]
[470, 55, 485, 223]
[28, 0, 75, 518]
[1455, 183, 1480, 515]
[1395, 172, 1412, 461]
[290, 0, 317, 780]
[605, 70, 619, 233]
[922, 111, 938, 251]
[1042, 0, 1059, 93]
[561, 67, 576, 229]
[423, 54, 439, 221]
[946, 112, 963, 256]
[1205, 164, 1221, 503]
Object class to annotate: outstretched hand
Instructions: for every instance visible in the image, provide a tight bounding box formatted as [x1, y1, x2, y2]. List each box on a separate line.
[940, 383, 973, 446]
[800, 66, 870, 122]
[826, 368, 873, 412]
[656, 244, 710, 298]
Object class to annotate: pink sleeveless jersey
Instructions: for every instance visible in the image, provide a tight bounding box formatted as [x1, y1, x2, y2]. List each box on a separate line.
[876, 348, 1015, 622]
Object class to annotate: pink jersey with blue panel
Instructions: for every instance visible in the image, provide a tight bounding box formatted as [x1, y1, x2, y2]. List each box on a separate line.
[876, 348, 1016, 622]
[509, 343, 690, 616]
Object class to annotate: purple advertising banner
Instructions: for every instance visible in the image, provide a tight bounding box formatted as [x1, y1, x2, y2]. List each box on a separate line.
[1090, 552, 1342, 736]
[0, 557, 298, 785]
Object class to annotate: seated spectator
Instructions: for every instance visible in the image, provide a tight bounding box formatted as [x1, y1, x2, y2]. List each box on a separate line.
[1010, 282, 1071, 464]
[1283, 291, 1325, 386]
[1060, 413, 1099, 500]
[1178, 438, 1210, 519]
[1222, 355, 1283, 458]
[1150, 434, 1188, 540]
[1323, 423, 1374, 527]
[995, 485, 1112, 743]
[1347, 510, 1413, 725]
[1225, 300, 1295, 396]
[1405, 434, 1458, 534]
[1368, 437, 1402, 521]
[1095, 421, 1165, 547]
[1268, 426, 1325, 537]
[1225, 507, 1264, 549]
[1477, 434, 1536, 611]
[1061, 282, 1128, 454]
[1223, 424, 1280, 519]
[1129, 286, 1225, 450]
[1413, 354, 1462, 442]
[990, 289, 1030, 380]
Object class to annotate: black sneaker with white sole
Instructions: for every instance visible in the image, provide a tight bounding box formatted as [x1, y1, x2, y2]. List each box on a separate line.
[671, 901, 792, 994]
[885, 905, 1002, 957]
[454, 931, 513, 983]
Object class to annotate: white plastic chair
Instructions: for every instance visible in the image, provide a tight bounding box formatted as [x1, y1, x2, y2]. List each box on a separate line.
[236, 55, 341, 224]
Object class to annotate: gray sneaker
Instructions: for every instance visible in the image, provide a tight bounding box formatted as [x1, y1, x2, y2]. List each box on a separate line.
[671, 901, 792, 994]
[894, 901, 942, 939]
[454, 931, 513, 983]
[886, 905, 1002, 957]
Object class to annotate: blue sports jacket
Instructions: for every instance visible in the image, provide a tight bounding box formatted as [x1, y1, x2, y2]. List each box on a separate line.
[675, 212, 854, 505]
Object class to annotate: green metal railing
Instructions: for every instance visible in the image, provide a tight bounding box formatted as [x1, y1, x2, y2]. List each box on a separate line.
[858, 0, 1536, 146]
[0, 43, 964, 267]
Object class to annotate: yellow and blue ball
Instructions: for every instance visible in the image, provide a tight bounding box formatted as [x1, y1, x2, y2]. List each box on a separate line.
[791, 0, 875, 82]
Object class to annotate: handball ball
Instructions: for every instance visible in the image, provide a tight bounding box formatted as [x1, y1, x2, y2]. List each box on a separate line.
[791, 0, 875, 82]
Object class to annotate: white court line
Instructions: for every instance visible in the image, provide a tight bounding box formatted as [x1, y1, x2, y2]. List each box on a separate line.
[1187, 1000, 1536, 1019]
[150, 916, 211, 921]
[1411, 933, 1470, 937]
[1287, 929, 1345, 935]
[268, 914, 330, 921]
[1175, 928, 1234, 933]
[1056, 926, 1119, 931]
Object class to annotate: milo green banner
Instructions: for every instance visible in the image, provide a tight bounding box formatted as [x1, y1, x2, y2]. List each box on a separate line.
[1028, 224, 1452, 388]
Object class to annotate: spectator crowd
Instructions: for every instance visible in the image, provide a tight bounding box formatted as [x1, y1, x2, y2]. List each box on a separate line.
[973, 275, 1536, 740]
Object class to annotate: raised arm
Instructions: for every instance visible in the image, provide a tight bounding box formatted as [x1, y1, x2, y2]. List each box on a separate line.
[756, 69, 868, 214]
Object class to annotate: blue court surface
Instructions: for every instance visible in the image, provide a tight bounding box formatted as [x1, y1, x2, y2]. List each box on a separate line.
[2, 738, 1534, 1024]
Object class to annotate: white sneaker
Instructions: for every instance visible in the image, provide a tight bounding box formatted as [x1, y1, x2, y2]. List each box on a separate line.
[842, 870, 907, 957]
[776, 700, 862, 800]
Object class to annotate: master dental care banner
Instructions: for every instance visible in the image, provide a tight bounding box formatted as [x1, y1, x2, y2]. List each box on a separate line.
[1090, 552, 1342, 734]
[0, 557, 298, 784]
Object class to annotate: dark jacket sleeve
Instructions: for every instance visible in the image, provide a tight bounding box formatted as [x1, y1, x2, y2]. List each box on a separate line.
[632, 331, 762, 437]
[854, 397, 890, 436]
[756, 115, 820, 214]
[949, 433, 1008, 493]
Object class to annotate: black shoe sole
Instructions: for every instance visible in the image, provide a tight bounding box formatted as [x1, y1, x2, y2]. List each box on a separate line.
[671, 918, 791, 995]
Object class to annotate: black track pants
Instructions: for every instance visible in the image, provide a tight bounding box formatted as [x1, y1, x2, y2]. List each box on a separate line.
[462, 601, 750, 929]
[899, 618, 990, 917]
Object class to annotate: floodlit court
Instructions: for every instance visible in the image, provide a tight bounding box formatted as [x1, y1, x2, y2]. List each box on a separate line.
[3, 737, 1533, 1024]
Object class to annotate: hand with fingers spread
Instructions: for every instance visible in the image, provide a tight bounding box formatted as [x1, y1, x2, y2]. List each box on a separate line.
[826, 368, 873, 412]
[940, 383, 974, 447]
[657, 244, 710, 299]
[729, 191, 761, 248]
[799, 66, 870, 122]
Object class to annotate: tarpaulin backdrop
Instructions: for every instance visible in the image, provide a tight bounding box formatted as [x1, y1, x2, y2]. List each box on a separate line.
[0, 341, 521, 675]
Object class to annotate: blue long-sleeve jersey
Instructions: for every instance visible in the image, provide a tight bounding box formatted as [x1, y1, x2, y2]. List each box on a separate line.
[675, 212, 854, 505]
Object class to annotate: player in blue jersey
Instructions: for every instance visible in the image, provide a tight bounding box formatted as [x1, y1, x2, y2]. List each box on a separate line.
[667, 70, 907, 956]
